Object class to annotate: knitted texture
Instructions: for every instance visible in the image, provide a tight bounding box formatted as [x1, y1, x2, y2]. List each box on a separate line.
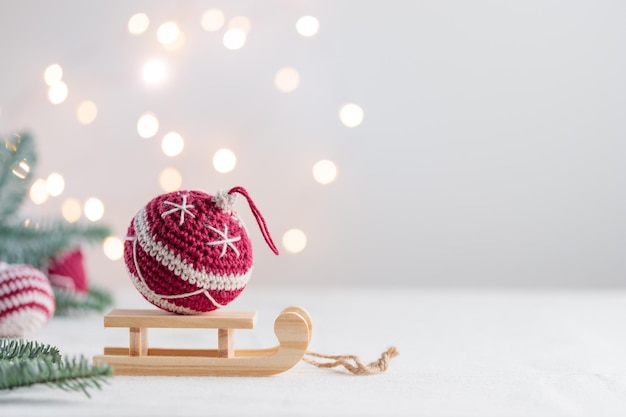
[0, 262, 56, 337]
[124, 188, 277, 314]
[46, 248, 88, 294]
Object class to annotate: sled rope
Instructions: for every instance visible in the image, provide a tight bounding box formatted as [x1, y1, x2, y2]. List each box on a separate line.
[303, 346, 399, 375]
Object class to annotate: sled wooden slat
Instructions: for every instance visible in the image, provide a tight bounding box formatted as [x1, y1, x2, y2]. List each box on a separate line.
[129, 327, 148, 357]
[103, 309, 257, 329]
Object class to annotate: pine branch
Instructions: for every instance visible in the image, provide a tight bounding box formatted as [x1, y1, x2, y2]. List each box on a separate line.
[0, 355, 112, 397]
[45, 356, 112, 397]
[0, 339, 61, 362]
[53, 286, 114, 317]
[0, 339, 112, 397]
[0, 220, 110, 268]
[0, 132, 37, 222]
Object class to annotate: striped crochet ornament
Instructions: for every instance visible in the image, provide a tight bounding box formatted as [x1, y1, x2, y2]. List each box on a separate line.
[46, 247, 89, 294]
[124, 186, 279, 315]
[0, 262, 56, 337]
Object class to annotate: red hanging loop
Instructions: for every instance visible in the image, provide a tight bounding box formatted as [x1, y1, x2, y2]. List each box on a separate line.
[228, 186, 280, 255]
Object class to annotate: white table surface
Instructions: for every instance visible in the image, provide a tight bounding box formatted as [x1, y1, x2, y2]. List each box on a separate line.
[3, 285, 626, 417]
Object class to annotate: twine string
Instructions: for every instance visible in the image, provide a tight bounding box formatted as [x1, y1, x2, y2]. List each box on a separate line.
[303, 346, 399, 375]
[227, 186, 280, 255]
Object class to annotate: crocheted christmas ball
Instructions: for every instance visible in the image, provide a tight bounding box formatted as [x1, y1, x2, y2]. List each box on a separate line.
[46, 248, 89, 294]
[124, 187, 278, 314]
[0, 262, 56, 337]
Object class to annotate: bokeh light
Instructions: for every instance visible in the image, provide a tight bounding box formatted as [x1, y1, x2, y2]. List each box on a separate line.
[213, 148, 237, 173]
[296, 16, 320, 37]
[61, 198, 82, 223]
[84, 197, 104, 222]
[76, 100, 98, 125]
[223, 28, 246, 50]
[4, 134, 19, 152]
[11, 159, 30, 179]
[161, 132, 184, 157]
[137, 113, 159, 138]
[159, 167, 182, 192]
[128, 13, 149, 35]
[44, 64, 63, 86]
[157, 22, 181, 45]
[157, 21, 184, 51]
[274, 67, 300, 93]
[103, 236, 124, 261]
[48, 81, 68, 104]
[201, 9, 225, 32]
[282, 229, 307, 254]
[29, 179, 49, 205]
[46, 172, 65, 196]
[312, 160, 338, 184]
[339, 103, 364, 127]
[141, 58, 167, 85]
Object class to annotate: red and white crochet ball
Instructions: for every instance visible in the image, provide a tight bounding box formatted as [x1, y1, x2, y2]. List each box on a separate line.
[0, 262, 56, 337]
[124, 190, 254, 314]
[46, 248, 89, 294]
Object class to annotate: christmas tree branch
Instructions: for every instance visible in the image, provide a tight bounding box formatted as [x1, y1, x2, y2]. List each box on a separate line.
[53, 286, 114, 317]
[0, 132, 36, 222]
[0, 220, 110, 268]
[0, 131, 114, 322]
[0, 339, 112, 397]
[0, 339, 61, 362]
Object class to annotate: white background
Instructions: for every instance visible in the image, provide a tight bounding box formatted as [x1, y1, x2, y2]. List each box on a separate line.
[0, 0, 624, 289]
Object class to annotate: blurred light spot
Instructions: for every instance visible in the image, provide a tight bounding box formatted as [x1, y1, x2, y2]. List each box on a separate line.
[157, 22, 180, 45]
[159, 167, 182, 192]
[30, 179, 49, 205]
[103, 236, 124, 261]
[4, 133, 21, 152]
[137, 113, 159, 138]
[274, 67, 300, 93]
[11, 159, 30, 179]
[23, 218, 41, 230]
[76, 100, 98, 125]
[44, 64, 63, 86]
[282, 229, 307, 254]
[213, 148, 236, 173]
[84, 197, 104, 222]
[228, 16, 251, 34]
[201, 9, 224, 31]
[161, 132, 184, 157]
[61, 198, 82, 223]
[164, 32, 185, 51]
[223, 28, 246, 50]
[296, 16, 319, 37]
[46, 172, 65, 196]
[48, 81, 68, 104]
[157, 22, 185, 51]
[339, 103, 364, 128]
[128, 13, 149, 35]
[312, 160, 338, 185]
[141, 58, 167, 85]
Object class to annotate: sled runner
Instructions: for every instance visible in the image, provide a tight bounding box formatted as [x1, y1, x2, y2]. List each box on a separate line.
[92, 306, 312, 376]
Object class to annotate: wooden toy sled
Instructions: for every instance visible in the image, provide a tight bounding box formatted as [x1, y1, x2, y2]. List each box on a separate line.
[92, 306, 312, 376]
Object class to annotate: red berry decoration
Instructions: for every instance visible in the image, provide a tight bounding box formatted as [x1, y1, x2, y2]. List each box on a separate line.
[124, 186, 279, 314]
[0, 262, 56, 337]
